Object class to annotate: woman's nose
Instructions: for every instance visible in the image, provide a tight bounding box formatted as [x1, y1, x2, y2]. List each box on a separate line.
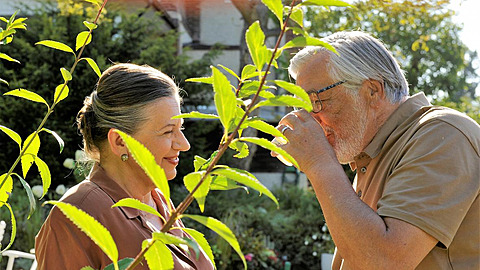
[175, 131, 190, 152]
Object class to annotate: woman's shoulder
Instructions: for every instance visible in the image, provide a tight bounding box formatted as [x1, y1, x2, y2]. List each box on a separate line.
[57, 180, 113, 215]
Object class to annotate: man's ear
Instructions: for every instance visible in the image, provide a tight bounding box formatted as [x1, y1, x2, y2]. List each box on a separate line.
[366, 79, 385, 107]
[107, 128, 127, 158]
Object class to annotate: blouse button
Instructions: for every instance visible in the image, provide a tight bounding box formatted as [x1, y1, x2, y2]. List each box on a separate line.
[360, 167, 367, 173]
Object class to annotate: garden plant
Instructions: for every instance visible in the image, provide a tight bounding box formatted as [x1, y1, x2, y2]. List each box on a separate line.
[0, 0, 353, 269]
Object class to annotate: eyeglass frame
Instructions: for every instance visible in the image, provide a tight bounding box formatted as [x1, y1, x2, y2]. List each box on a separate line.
[308, 80, 347, 113]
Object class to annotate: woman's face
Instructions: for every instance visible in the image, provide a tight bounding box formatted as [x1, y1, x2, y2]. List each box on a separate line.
[132, 96, 190, 181]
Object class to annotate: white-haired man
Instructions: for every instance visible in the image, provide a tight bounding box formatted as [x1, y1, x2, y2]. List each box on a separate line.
[276, 31, 479, 269]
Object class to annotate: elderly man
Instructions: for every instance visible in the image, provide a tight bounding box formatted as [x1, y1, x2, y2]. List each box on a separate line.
[276, 31, 479, 269]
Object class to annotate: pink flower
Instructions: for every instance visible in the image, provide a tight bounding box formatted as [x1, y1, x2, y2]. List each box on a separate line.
[245, 253, 254, 262]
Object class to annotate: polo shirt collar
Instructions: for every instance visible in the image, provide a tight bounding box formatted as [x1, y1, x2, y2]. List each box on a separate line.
[351, 92, 432, 169]
[88, 163, 141, 219]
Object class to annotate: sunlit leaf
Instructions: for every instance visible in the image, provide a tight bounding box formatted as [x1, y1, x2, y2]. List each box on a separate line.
[103, 258, 134, 270]
[184, 171, 212, 212]
[83, 0, 102, 7]
[0, 203, 16, 252]
[4, 88, 49, 108]
[281, 36, 337, 54]
[0, 52, 20, 63]
[143, 240, 173, 270]
[261, 0, 283, 26]
[76, 31, 92, 51]
[0, 173, 13, 207]
[35, 156, 51, 199]
[218, 64, 240, 81]
[83, 21, 98, 30]
[182, 228, 216, 268]
[21, 132, 40, 178]
[41, 128, 64, 153]
[172, 111, 219, 120]
[80, 267, 96, 270]
[300, 0, 354, 7]
[210, 175, 249, 192]
[12, 173, 35, 219]
[229, 140, 249, 158]
[273, 80, 312, 111]
[193, 155, 208, 172]
[35, 40, 74, 54]
[0, 78, 8, 85]
[288, 6, 304, 27]
[212, 66, 236, 133]
[81, 57, 102, 77]
[60, 67, 72, 81]
[54, 84, 69, 104]
[186, 76, 213, 84]
[244, 119, 286, 140]
[0, 125, 22, 149]
[241, 65, 260, 81]
[254, 95, 311, 111]
[116, 130, 170, 203]
[212, 165, 278, 206]
[46, 201, 119, 267]
[182, 214, 247, 269]
[112, 198, 165, 224]
[246, 21, 268, 70]
[238, 137, 298, 167]
[152, 231, 200, 258]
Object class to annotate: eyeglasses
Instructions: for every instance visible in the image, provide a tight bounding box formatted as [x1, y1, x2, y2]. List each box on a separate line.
[309, 80, 346, 113]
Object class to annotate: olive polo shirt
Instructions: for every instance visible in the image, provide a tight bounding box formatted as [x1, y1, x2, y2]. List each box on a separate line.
[350, 93, 479, 269]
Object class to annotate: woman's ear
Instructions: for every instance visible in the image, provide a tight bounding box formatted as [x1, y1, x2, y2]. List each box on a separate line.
[107, 129, 127, 158]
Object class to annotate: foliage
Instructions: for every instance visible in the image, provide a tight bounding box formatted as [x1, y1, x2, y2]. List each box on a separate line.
[432, 96, 480, 123]
[0, 1, 220, 191]
[305, 0, 479, 102]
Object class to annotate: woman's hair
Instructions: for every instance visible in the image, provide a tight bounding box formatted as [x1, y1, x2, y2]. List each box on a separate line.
[288, 31, 409, 104]
[77, 63, 179, 160]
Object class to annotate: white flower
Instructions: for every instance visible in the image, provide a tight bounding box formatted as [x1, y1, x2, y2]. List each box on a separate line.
[322, 225, 328, 232]
[32, 185, 43, 198]
[75, 150, 86, 161]
[312, 234, 318, 240]
[63, 158, 75, 169]
[55, 184, 66, 195]
[313, 251, 318, 257]
[304, 240, 309, 245]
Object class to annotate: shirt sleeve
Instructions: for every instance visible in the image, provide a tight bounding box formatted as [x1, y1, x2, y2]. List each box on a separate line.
[377, 119, 480, 247]
[35, 206, 105, 270]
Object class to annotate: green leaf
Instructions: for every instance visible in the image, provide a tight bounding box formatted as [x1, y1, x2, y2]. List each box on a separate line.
[186, 76, 213, 84]
[0, 78, 8, 85]
[0, 173, 13, 207]
[245, 119, 286, 140]
[229, 140, 249, 158]
[0, 17, 7, 23]
[116, 130, 170, 203]
[183, 214, 246, 269]
[218, 64, 240, 81]
[76, 31, 92, 51]
[210, 175, 248, 192]
[103, 258, 134, 270]
[241, 65, 259, 81]
[60, 67, 72, 81]
[254, 95, 311, 110]
[83, 21, 98, 30]
[80, 267, 96, 270]
[21, 132, 40, 178]
[83, 0, 102, 7]
[287, 26, 308, 36]
[261, 0, 283, 25]
[212, 165, 278, 206]
[212, 66, 237, 133]
[112, 198, 165, 224]
[41, 128, 64, 153]
[289, 6, 304, 27]
[46, 201, 119, 267]
[4, 88, 49, 108]
[184, 172, 212, 212]
[0, 203, 16, 253]
[152, 231, 200, 257]
[246, 21, 268, 70]
[12, 173, 35, 219]
[274, 80, 312, 111]
[239, 137, 298, 167]
[281, 36, 337, 54]
[143, 240, 173, 270]
[54, 84, 69, 104]
[300, 0, 354, 7]
[35, 156, 51, 199]
[81, 57, 102, 77]
[35, 40, 74, 54]
[0, 125, 22, 149]
[172, 111, 219, 120]
[0, 52, 20, 63]
[182, 228, 216, 268]
[193, 155, 208, 172]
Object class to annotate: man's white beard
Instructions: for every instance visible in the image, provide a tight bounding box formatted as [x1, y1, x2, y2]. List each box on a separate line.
[333, 105, 368, 164]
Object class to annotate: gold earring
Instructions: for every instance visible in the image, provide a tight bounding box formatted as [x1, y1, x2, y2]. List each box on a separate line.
[121, 154, 128, 161]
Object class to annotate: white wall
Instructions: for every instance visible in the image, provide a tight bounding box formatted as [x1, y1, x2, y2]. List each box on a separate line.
[199, 0, 242, 46]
